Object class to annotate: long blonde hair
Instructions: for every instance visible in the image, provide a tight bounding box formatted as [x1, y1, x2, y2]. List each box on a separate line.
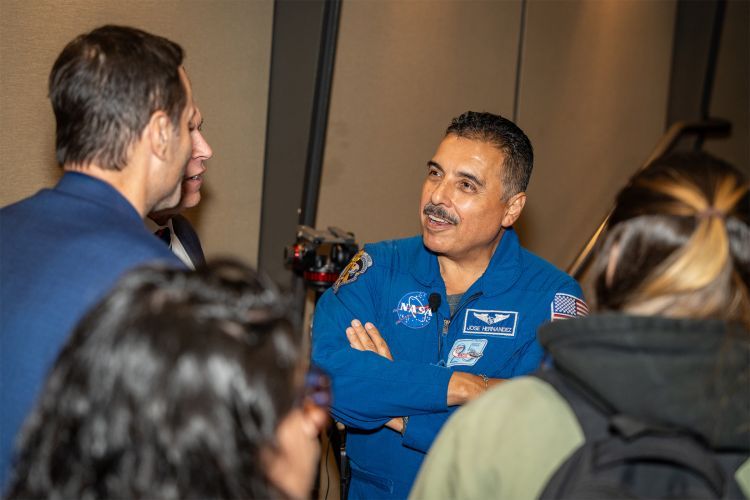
[592, 152, 750, 329]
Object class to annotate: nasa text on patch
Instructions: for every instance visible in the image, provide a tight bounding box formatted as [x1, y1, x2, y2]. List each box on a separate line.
[462, 309, 518, 337]
[393, 291, 433, 329]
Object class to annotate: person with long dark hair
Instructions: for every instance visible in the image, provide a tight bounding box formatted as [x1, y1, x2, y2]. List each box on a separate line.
[411, 152, 750, 498]
[5, 261, 329, 499]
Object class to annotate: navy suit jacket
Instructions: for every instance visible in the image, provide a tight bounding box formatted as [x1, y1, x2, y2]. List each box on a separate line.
[0, 172, 184, 486]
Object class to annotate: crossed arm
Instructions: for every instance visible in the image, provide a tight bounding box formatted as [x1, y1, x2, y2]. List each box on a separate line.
[344, 319, 503, 433]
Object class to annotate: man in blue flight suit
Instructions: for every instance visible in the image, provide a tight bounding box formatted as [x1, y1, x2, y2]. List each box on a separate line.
[311, 111, 587, 499]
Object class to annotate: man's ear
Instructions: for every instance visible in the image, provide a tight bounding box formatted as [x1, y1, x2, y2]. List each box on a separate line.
[501, 192, 527, 227]
[145, 111, 172, 160]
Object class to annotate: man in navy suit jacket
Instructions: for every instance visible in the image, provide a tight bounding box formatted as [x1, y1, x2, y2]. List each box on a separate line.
[0, 25, 198, 486]
[148, 105, 214, 269]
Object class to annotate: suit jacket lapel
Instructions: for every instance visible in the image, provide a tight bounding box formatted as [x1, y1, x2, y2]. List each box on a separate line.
[171, 214, 206, 267]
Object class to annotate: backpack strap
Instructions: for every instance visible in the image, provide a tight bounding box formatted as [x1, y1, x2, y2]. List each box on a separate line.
[533, 367, 737, 499]
[595, 430, 726, 497]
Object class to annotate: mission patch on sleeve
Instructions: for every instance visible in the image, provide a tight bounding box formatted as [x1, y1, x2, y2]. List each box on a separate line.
[333, 249, 373, 293]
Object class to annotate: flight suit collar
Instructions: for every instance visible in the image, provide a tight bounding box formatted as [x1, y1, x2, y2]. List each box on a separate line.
[409, 228, 522, 297]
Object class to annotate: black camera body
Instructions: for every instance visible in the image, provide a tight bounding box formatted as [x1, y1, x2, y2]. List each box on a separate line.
[285, 226, 359, 291]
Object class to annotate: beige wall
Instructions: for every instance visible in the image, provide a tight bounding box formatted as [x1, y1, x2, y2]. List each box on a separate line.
[517, 0, 676, 268]
[317, 0, 677, 273]
[0, 0, 273, 265]
[316, 0, 522, 246]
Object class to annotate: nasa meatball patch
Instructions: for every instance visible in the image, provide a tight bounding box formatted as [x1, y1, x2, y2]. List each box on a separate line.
[393, 291, 433, 329]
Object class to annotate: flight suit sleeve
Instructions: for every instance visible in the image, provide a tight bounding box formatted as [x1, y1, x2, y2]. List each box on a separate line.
[511, 275, 589, 377]
[510, 278, 589, 376]
[311, 249, 453, 431]
[547, 278, 588, 324]
[401, 408, 456, 453]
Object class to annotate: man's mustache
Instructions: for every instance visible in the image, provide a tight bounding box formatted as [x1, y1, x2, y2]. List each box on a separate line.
[423, 203, 459, 225]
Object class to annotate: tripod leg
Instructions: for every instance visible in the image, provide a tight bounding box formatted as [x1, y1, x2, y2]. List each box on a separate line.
[315, 422, 342, 500]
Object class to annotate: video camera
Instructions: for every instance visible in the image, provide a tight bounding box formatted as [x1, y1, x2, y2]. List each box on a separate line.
[284, 226, 359, 291]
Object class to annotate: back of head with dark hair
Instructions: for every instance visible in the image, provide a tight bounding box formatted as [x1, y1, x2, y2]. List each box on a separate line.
[6, 261, 302, 499]
[446, 111, 534, 200]
[49, 25, 186, 170]
[591, 151, 750, 328]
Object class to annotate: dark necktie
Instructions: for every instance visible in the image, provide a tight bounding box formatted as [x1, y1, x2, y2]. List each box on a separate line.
[155, 227, 172, 248]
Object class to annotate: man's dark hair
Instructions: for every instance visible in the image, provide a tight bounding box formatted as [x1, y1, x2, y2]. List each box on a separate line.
[49, 25, 187, 170]
[6, 261, 302, 499]
[446, 111, 534, 200]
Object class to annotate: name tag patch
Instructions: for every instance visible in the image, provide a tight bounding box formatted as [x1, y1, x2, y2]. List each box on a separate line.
[393, 291, 432, 329]
[447, 339, 487, 367]
[463, 309, 518, 337]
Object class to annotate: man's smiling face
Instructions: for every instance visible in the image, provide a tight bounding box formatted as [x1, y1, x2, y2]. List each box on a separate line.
[419, 134, 516, 263]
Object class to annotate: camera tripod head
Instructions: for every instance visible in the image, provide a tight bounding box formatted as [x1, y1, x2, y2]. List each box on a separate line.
[285, 226, 359, 292]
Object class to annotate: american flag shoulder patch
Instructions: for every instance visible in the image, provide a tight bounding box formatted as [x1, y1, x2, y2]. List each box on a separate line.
[551, 293, 589, 320]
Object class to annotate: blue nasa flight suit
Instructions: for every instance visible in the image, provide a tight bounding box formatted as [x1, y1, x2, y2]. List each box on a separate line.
[311, 228, 586, 499]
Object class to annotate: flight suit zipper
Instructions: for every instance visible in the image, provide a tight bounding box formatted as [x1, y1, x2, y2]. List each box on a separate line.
[436, 292, 483, 361]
